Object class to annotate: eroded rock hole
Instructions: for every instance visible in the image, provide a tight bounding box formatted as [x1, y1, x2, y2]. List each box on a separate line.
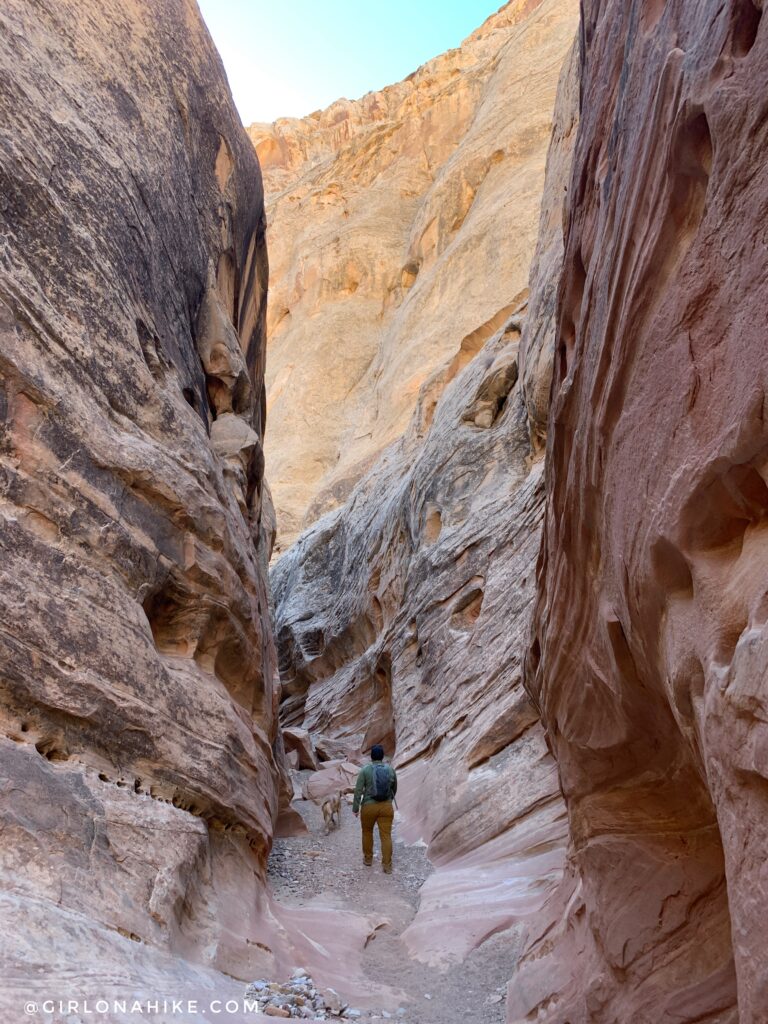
[142, 577, 195, 656]
[667, 110, 712, 252]
[528, 637, 541, 678]
[681, 112, 713, 179]
[464, 355, 519, 429]
[558, 248, 586, 378]
[651, 537, 694, 596]
[424, 504, 442, 543]
[299, 628, 325, 660]
[215, 134, 234, 190]
[370, 595, 384, 632]
[372, 653, 391, 701]
[732, 0, 762, 56]
[605, 616, 642, 688]
[682, 462, 768, 553]
[557, 333, 571, 380]
[451, 584, 485, 631]
[35, 738, 68, 762]
[217, 250, 237, 325]
[136, 318, 166, 380]
[362, 652, 395, 752]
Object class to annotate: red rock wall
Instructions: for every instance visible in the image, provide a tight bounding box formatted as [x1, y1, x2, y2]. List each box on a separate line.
[523, 1, 768, 1021]
[0, 0, 289, 1010]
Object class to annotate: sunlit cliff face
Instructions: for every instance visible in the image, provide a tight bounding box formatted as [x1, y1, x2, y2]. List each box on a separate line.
[248, 0, 580, 552]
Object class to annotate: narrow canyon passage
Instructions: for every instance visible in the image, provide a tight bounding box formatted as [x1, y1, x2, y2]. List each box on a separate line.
[266, 784, 513, 1024]
[3, 0, 767, 1021]
[257, 3, 580, 1018]
[257, 2, 581, 1016]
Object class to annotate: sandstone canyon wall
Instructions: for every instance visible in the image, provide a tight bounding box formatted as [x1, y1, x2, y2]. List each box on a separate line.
[249, 0, 579, 552]
[521, 1, 768, 1022]
[0, 0, 292, 1014]
[272, 35, 580, 970]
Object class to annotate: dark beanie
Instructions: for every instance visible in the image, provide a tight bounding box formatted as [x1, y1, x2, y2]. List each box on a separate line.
[371, 744, 384, 761]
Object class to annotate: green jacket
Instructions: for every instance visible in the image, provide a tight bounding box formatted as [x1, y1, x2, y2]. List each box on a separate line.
[352, 761, 397, 813]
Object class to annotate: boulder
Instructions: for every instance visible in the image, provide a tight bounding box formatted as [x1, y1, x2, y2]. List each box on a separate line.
[283, 726, 319, 771]
[314, 735, 361, 763]
[302, 763, 360, 803]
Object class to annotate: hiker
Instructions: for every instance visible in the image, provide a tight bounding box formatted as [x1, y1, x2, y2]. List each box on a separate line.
[352, 744, 398, 874]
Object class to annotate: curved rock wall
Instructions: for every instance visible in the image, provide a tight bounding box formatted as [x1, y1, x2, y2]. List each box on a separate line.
[522, 2, 768, 1021]
[271, 37, 579, 969]
[250, 0, 579, 551]
[0, 0, 289, 1010]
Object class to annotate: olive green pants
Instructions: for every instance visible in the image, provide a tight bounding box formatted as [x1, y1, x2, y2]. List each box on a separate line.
[360, 800, 394, 868]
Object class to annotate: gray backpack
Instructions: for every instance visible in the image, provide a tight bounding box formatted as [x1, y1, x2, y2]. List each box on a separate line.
[371, 763, 392, 802]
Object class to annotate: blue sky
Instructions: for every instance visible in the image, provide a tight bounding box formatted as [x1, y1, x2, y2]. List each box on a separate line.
[198, 0, 504, 125]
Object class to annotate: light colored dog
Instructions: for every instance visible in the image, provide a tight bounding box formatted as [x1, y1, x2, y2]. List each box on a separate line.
[321, 791, 342, 833]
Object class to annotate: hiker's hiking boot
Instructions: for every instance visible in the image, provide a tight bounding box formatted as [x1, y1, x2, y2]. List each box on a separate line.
[382, 864, 392, 874]
[363, 858, 373, 867]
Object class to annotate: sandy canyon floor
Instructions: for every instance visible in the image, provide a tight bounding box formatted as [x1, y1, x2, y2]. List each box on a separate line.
[268, 788, 513, 1024]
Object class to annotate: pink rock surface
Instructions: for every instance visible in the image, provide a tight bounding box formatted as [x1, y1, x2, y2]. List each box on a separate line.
[524, 0, 768, 1020]
[301, 761, 360, 803]
[282, 726, 319, 770]
[398, 743, 566, 966]
[258, 897, 402, 1009]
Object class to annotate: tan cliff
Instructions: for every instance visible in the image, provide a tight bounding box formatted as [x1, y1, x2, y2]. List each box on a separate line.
[249, 0, 580, 552]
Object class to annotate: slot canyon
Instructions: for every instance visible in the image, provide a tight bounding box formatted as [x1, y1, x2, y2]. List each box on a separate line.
[0, 1, 766, 1023]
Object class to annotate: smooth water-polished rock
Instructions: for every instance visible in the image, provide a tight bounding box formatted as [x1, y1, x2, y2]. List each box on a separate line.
[524, 1, 768, 1021]
[0, 0, 293, 1011]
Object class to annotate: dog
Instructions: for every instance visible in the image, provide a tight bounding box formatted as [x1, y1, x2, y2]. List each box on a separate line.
[321, 791, 343, 833]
